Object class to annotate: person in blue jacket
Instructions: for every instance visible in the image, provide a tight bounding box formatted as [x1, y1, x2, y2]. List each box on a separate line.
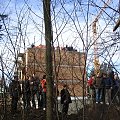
[102, 71, 113, 105]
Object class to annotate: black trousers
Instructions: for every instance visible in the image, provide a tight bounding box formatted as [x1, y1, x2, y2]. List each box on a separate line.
[62, 103, 69, 114]
[11, 96, 18, 113]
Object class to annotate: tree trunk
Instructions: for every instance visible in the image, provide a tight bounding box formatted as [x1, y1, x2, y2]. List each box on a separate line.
[43, 0, 54, 120]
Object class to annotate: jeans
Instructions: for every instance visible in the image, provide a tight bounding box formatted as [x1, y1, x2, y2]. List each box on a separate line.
[32, 91, 41, 108]
[41, 92, 46, 108]
[95, 88, 103, 102]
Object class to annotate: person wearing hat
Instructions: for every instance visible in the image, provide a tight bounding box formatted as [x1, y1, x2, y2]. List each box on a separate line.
[9, 73, 21, 115]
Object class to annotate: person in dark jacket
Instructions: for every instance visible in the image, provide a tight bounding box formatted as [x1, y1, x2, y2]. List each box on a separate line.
[60, 84, 72, 116]
[94, 71, 103, 103]
[111, 74, 119, 104]
[9, 74, 21, 114]
[116, 75, 120, 105]
[31, 75, 41, 109]
[22, 76, 31, 110]
[102, 72, 113, 105]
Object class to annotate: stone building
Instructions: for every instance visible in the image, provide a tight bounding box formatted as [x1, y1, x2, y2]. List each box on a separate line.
[18, 44, 86, 96]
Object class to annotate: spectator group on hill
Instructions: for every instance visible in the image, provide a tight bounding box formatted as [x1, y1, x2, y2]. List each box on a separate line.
[87, 70, 120, 105]
[9, 73, 72, 117]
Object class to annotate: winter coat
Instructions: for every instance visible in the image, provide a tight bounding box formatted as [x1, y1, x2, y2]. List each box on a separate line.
[9, 80, 21, 99]
[112, 79, 119, 90]
[31, 78, 40, 94]
[41, 79, 46, 93]
[94, 76, 103, 89]
[116, 80, 120, 94]
[87, 77, 95, 89]
[102, 77, 113, 89]
[22, 80, 31, 95]
[60, 88, 72, 104]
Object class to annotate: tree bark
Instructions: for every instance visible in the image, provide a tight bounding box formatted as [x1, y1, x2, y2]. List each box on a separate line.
[43, 0, 54, 120]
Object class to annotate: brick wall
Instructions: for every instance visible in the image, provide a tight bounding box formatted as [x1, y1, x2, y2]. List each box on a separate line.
[20, 45, 86, 96]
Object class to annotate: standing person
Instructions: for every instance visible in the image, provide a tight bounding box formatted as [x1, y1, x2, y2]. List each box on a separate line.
[31, 75, 41, 109]
[94, 71, 103, 104]
[111, 74, 119, 104]
[102, 72, 113, 105]
[87, 75, 96, 103]
[9, 73, 21, 114]
[41, 75, 47, 110]
[22, 76, 31, 110]
[60, 84, 72, 117]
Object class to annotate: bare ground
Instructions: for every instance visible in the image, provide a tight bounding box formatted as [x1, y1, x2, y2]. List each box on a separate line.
[1, 103, 120, 120]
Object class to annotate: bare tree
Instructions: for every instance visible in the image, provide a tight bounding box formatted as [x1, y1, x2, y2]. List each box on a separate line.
[43, 0, 54, 120]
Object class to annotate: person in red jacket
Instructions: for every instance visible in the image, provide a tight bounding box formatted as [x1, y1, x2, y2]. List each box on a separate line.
[41, 75, 46, 110]
[87, 75, 96, 103]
